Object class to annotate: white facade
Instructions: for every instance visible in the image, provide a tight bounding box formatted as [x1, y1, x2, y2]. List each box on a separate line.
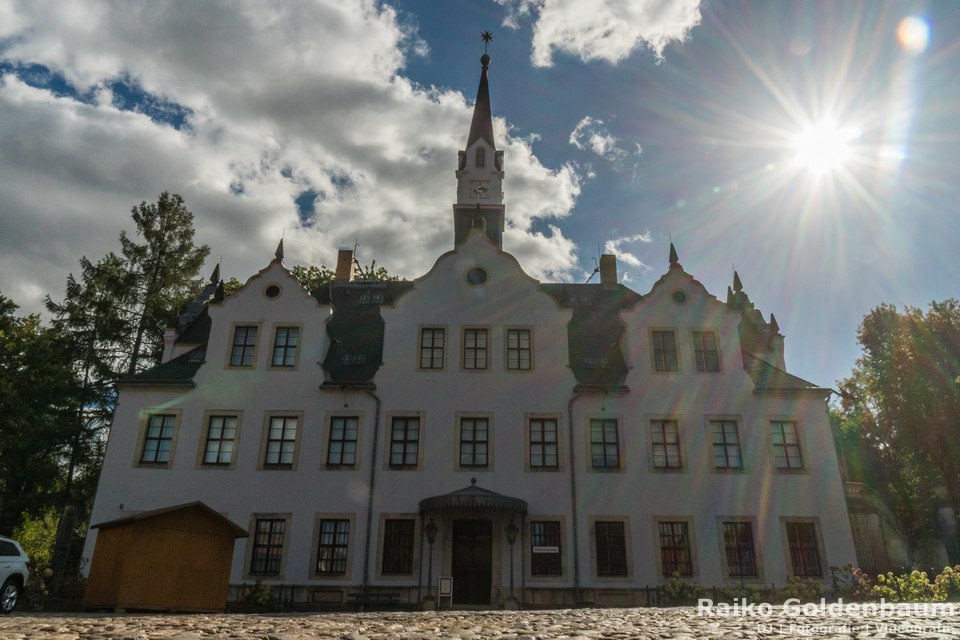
[84, 56, 856, 608]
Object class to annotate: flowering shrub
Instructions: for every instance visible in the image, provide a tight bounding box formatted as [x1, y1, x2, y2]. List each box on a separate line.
[830, 563, 874, 601]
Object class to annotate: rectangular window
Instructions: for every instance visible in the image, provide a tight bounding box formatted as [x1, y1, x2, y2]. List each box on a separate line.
[711, 420, 742, 469]
[250, 518, 285, 575]
[652, 330, 679, 372]
[506, 328, 532, 370]
[327, 416, 358, 466]
[271, 326, 299, 367]
[141, 414, 176, 464]
[651, 419, 682, 469]
[659, 521, 692, 577]
[459, 417, 489, 467]
[463, 328, 488, 370]
[722, 521, 757, 578]
[693, 330, 720, 372]
[594, 521, 628, 576]
[590, 419, 620, 469]
[786, 522, 822, 577]
[529, 418, 559, 469]
[475, 146, 486, 168]
[381, 519, 415, 575]
[772, 421, 803, 469]
[230, 325, 258, 367]
[530, 521, 562, 576]
[420, 328, 445, 369]
[264, 416, 297, 467]
[316, 519, 350, 575]
[203, 415, 237, 465]
[390, 417, 420, 468]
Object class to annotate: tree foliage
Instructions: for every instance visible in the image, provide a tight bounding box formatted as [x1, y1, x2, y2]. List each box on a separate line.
[0, 295, 80, 534]
[836, 299, 960, 559]
[290, 259, 399, 291]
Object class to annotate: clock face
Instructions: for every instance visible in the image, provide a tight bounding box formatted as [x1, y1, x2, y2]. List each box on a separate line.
[471, 180, 489, 198]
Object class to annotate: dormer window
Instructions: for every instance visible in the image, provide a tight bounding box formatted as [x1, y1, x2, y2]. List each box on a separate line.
[475, 146, 486, 168]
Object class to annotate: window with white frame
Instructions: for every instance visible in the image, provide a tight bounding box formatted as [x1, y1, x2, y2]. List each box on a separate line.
[419, 328, 445, 369]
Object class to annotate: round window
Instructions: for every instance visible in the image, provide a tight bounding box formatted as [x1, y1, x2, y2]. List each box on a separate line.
[466, 267, 488, 285]
[672, 290, 687, 304]
[265, 284, 281, 298]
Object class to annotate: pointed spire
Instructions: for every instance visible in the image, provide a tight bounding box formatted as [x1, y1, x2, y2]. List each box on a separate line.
[275, 239, 284, 261]
[733, 270, 743, 293]
[769, 313, 780, 334]
[669, 242, 679, 267]
[467, 31, 496, 150]
[209, 262, 220, 284]
[727, 286, 734, 305]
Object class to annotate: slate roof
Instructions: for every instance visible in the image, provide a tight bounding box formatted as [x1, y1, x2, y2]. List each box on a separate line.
[175, 306, 211, 344]
[467, 57, 495, 150]
[119, 345, 205, 387]
[742, 351, 825, 392]
[540, 283, 642, 389]
[315, 281, 414, 385]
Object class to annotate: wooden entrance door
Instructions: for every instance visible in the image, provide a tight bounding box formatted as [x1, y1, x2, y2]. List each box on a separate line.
[452, 519, 492, 605]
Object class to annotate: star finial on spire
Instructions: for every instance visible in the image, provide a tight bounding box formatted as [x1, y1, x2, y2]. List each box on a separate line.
[481, 30, 493, 66]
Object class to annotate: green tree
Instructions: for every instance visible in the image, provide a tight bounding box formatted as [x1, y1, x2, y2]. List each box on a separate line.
[290, 259, 399, 291]
[837, 300, 960, 561]
[0, 294, 80, 534]
[119, 192, 210, 375]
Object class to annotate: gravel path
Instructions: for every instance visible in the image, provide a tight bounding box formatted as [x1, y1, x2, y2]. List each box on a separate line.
[1, 605, 959, 639]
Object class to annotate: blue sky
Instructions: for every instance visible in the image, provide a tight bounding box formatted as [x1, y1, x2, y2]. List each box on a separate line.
[1, 0, 958, 389]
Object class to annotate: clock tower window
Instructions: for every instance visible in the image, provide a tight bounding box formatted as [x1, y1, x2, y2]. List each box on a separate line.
[475, 146, 486, 167]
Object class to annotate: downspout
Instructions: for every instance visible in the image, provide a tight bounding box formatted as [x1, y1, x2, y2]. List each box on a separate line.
[567, 389, 583, 604]
[361, 388, 382, 594]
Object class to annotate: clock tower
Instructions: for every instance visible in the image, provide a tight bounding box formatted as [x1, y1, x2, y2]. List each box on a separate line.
[454, 34, 505, 249]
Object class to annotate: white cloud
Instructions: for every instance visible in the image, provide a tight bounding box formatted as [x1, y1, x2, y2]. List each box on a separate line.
[569, 115, 631, 166]
[0, 0, 584, 313]
[496, 0, 702, 66]
[604, 232, 653, 270]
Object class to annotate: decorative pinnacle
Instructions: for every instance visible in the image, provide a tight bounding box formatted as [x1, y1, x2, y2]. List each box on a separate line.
[481, 30, 493, 66]
[669, 242, 679, 266]
[275, 238, 284, 261]
[770, 313, 780, 334]
[210, 262, 220, 284]
[733, 270, 743, 293]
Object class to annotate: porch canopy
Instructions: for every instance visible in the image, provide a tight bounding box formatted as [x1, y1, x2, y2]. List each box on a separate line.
[419, 478, 527, 515]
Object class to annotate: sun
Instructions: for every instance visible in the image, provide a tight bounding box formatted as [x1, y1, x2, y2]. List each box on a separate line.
[791, 121, 862, 175]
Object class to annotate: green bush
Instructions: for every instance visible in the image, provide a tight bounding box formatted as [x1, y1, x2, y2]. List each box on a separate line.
[659, 572, 704, 606]
[780, 575, 825, 603]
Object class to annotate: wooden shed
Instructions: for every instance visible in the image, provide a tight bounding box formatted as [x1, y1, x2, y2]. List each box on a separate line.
[83, 501, 247, 612]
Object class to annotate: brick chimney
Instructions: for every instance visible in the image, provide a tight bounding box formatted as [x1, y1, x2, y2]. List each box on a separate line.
[335, 248, 355, 282]
[599, 254, 617, 289]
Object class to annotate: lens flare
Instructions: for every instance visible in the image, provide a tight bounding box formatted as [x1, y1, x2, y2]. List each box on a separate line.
[792, 122, 862, 174]
[897, 16, 930, 53]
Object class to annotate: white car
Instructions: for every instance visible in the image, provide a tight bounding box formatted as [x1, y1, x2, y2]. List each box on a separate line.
[0, 536, 30, 614]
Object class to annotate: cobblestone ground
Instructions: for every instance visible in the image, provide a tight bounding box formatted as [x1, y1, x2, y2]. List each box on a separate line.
[2, 606, 959, 640]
